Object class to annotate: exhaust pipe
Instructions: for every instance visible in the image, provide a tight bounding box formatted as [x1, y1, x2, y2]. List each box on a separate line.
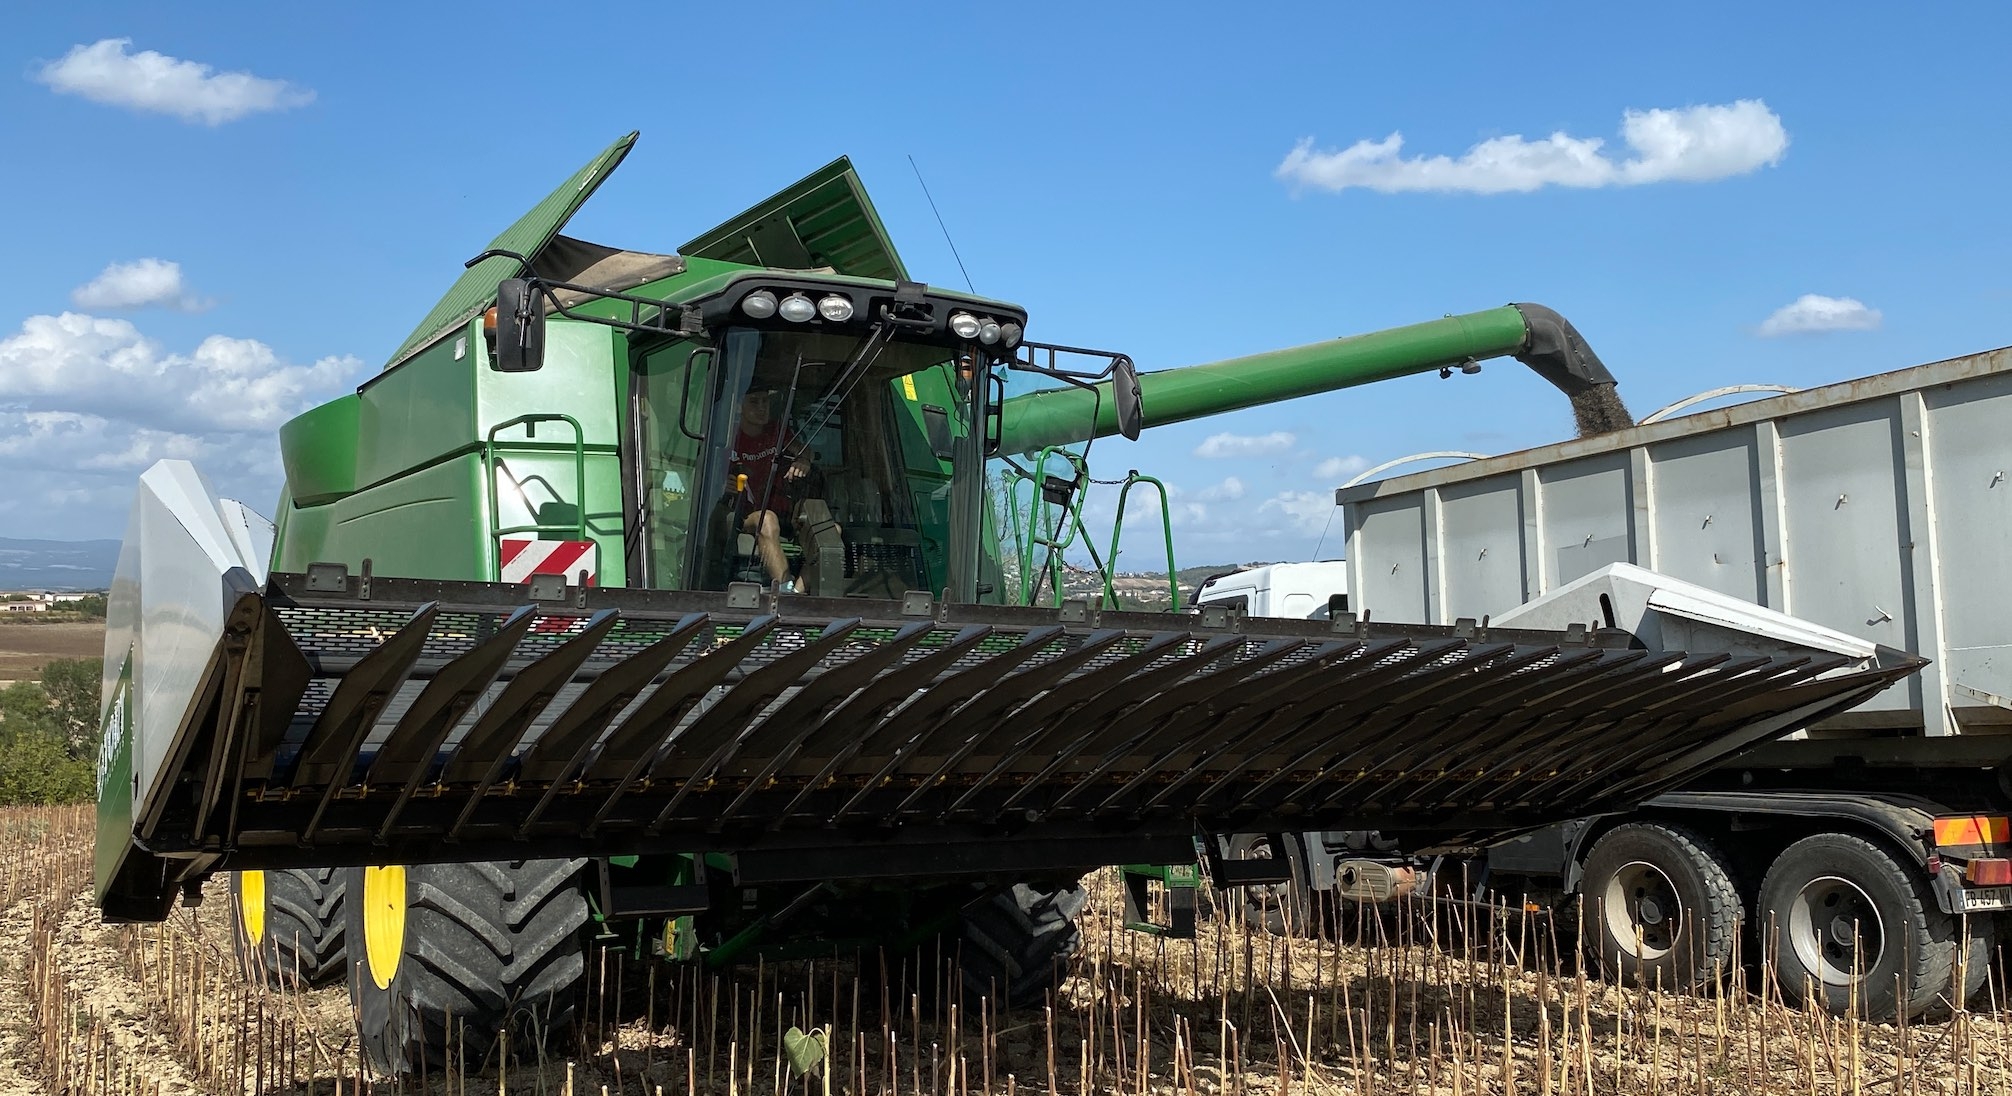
[1333, 860, 1420, 903]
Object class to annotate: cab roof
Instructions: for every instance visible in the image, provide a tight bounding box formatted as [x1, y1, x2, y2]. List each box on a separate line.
[386, 133, 911, 370]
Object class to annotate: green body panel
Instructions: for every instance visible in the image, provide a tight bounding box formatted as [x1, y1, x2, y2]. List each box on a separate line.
[279, 303, 630, 583]
[351, 320, 622, 490]
[274, 455, 488, 578]
[998, 305, 1533, 453]
[680, 156, 907, 281]
[273, 446, 624, 582]
[92, 652, 134, 904]
[277, 395, 360, 503]
[386, 132, 638, 369]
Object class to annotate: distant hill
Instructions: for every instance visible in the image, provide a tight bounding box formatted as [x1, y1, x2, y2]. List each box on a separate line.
[0, 539, 118, 591]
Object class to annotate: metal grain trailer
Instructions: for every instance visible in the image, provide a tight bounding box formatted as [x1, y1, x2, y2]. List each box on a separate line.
[1330, 344, 2012, 1018]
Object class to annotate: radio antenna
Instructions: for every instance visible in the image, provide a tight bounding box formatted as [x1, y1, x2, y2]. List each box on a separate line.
[908, 155, 975, 293]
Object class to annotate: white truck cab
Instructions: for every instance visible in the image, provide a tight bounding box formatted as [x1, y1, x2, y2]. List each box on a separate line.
[1193, 561, 1348, 620]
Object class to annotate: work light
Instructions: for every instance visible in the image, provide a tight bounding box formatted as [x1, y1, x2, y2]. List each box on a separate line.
[779, 294, 817, 322]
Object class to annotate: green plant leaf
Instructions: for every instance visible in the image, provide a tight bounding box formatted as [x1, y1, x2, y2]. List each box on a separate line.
[782, 1025, 828, 1076]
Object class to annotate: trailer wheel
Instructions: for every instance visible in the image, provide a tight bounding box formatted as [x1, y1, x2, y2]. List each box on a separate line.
[1221, 834, 1313, 936]
[346, 859, 590, 1076]
[956, 880, 1088, 1009]
[1581, 823, 1742, 991]
[228, 868, 348, 988]
[1759, 833, 1991, 1020]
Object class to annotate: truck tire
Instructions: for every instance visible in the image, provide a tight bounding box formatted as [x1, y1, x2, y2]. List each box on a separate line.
[1220, 834, 1313, 936]
[346, 859, 590, 1076]
[956, 881, 1088, 1009]
[1581, 823, 1742, 991]
[228, 868, 348, 988]
[1759, 833, 1991, 1020]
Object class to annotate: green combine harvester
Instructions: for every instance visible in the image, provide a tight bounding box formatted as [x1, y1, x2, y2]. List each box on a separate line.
[93, 132, 1921, 1074]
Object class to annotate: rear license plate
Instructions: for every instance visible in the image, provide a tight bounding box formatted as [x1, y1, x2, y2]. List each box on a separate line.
[1960, 886, 2012, 912]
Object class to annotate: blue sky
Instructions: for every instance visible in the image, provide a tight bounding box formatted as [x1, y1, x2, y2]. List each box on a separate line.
[2, 4, 2007, 568]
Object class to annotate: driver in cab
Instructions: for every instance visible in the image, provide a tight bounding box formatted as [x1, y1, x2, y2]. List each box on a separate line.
[728, 387, 824, 593]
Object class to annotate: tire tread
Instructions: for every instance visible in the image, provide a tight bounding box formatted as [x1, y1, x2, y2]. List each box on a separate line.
[351, 859, 588, 1076]
[1581, 822, 1743, 990]
[234, 868, 348, 989]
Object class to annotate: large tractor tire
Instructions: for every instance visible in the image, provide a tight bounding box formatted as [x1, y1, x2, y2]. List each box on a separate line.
[1759, 833, 1992, 1020]
[346, 859, 591, 1076]
[228, 868, 348, 988]
[1581, 823, 1743, 992]
[955, 881, 1089, 1009]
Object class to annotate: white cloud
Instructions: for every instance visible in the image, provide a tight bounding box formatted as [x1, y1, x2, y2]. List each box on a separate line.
[1193, 431, 1296, 459]
[0, 411, 215, 474]
[1259, 490, 1336, 536]
[1756, 294, 1883, 337]
[1278, 100, 1787, 195]
[0, 311, 360, 535]
[0, 312, 360, 435]
[1313, 455, 1369, 482]
[1192, 476, 1245, 502]
[71, 258, 210, 312]
[34, 38, 314, 125]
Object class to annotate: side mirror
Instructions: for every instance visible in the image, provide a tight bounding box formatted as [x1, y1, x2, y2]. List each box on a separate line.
[492, 278, 545, 372]
[921, 404, 956, 461]
[1111, 356, 1144, 441]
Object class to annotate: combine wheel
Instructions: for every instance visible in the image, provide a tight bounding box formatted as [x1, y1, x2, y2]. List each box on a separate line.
[228, 868, 348, 988]
[956, 880, 1089, 1008]
[1759, 833, 1991, 1020]
[1581, 823, 1742, 991]
[1220, 834, 1313, 936]
[346, 859, 591, 1076]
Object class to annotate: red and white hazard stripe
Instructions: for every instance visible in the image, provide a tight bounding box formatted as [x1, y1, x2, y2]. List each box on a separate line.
[499, 538, 598, 586]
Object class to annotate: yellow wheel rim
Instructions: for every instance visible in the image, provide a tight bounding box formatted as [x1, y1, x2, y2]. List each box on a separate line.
[361, 866, 407, 990]
[238, 870, 267, 948]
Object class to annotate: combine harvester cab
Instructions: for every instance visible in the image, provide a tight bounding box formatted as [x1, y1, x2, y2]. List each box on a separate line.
[90, 132, 1932, 1072]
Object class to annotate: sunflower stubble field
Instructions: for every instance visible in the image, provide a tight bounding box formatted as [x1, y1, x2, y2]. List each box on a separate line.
[2, 805, 2009, 1095]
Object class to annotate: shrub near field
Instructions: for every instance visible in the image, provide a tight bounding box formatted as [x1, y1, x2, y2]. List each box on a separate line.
[0, 656, 100, 805]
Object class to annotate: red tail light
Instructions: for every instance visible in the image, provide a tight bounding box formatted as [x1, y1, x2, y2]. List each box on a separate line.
[1967, 858, 2012, 886]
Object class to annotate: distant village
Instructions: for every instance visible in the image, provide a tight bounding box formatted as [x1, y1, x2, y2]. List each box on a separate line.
[1, 591, 106, 614]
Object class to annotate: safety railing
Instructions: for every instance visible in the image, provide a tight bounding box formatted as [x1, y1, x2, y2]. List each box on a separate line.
[483, 413, 590, 581]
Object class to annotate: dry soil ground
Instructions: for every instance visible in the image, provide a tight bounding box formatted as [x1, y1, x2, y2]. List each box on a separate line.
[0, 621, 104, 682]
[1, 806, 2008, 1095]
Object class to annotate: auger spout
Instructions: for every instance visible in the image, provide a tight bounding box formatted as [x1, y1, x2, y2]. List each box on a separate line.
[998, 303, 1631, 454]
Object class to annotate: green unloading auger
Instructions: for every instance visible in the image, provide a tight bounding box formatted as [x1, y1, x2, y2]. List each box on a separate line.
[998, 303, 1632, 453]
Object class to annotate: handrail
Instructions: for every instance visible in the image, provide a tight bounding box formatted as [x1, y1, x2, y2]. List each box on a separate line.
[484, 413, 589, 580]
[1104, 473, 1180, 611]
[1018, 447, 1092, 607]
